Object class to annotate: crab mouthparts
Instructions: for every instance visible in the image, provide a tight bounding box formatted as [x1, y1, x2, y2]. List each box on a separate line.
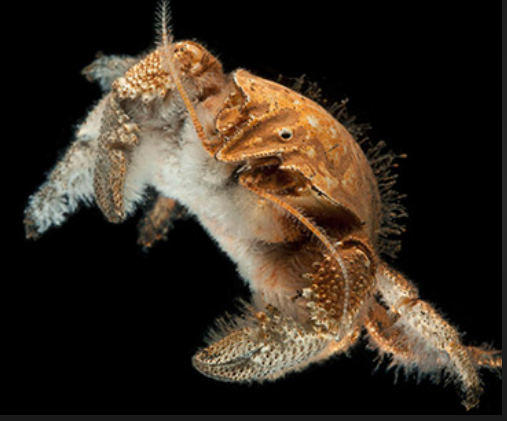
[233, 157, 281, 179]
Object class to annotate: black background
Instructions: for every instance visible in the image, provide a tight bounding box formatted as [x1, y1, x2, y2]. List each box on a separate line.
[5, 0, 500, 415]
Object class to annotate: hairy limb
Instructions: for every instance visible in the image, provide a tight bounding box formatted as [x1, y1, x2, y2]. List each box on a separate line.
[375, 263, 498, 410]
[467, 346, 502, 370]
[193, 237, 373, 383]
[82, 53, 139, 92]
[24, 95, 110, 239]
[322, 326, 362, 358]
[365, 299, 412, 361]
[365, 298, 502, 372]
[25, 51, 141, 238]
[93, 94, 140, 222]
[138, 196, 185, 249]
[193, 305, 348, 382]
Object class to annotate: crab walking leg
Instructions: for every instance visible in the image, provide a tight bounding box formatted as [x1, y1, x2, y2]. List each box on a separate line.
[320, 326, 362, 357]
[467, 346, 502, 370]
[376, 264, 483, 410]
[137, 197, 180, 249]
[365, 298, 503, 371]
[24, 95, 110, 239]
[364, 299, 412, 361]
[82, 54, 138, 93]
[24, 54, 142, 239]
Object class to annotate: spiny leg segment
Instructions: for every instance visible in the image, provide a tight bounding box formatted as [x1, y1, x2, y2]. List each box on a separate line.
[365, 297, 502, 372]
[373, 263, 501, 410]
[24, 94, 112, 239]
[193, 306, 329, 382]
[138, 196, 183, 249]
[93, 94, 140, 223]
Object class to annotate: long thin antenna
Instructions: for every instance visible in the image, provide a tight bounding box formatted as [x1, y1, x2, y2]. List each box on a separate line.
[156, 1, 210, 148]
[156, 0, 173, 49]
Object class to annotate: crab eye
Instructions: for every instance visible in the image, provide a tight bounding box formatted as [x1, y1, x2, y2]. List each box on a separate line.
[279, 128, 293, 141]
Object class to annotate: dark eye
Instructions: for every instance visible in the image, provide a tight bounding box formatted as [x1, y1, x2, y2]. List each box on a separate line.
[279, 128, 293, 140]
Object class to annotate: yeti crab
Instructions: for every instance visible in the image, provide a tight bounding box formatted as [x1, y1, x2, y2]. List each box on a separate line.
[24, 5, 501, 410]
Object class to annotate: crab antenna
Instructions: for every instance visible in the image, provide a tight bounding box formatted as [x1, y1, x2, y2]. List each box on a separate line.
[156, 0, 172, 50]
[156, 1, 210, 146]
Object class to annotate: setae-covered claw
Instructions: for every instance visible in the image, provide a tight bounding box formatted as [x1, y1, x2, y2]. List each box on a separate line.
[193, 306, 331, 382]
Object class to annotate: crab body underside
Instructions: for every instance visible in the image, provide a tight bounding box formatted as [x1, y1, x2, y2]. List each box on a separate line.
[24, 34, 500, 411]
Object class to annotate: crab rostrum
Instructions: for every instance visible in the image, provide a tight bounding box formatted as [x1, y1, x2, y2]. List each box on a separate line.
[24, 8, 500, 410]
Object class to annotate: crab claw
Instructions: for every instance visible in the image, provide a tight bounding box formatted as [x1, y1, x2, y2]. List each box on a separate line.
[192, 306, 331, 382]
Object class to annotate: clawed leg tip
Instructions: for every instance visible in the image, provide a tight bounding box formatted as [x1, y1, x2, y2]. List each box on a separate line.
[191, 351, 255, 383]
[463, 400, 480, 412]
[24, 221, 41, 241]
